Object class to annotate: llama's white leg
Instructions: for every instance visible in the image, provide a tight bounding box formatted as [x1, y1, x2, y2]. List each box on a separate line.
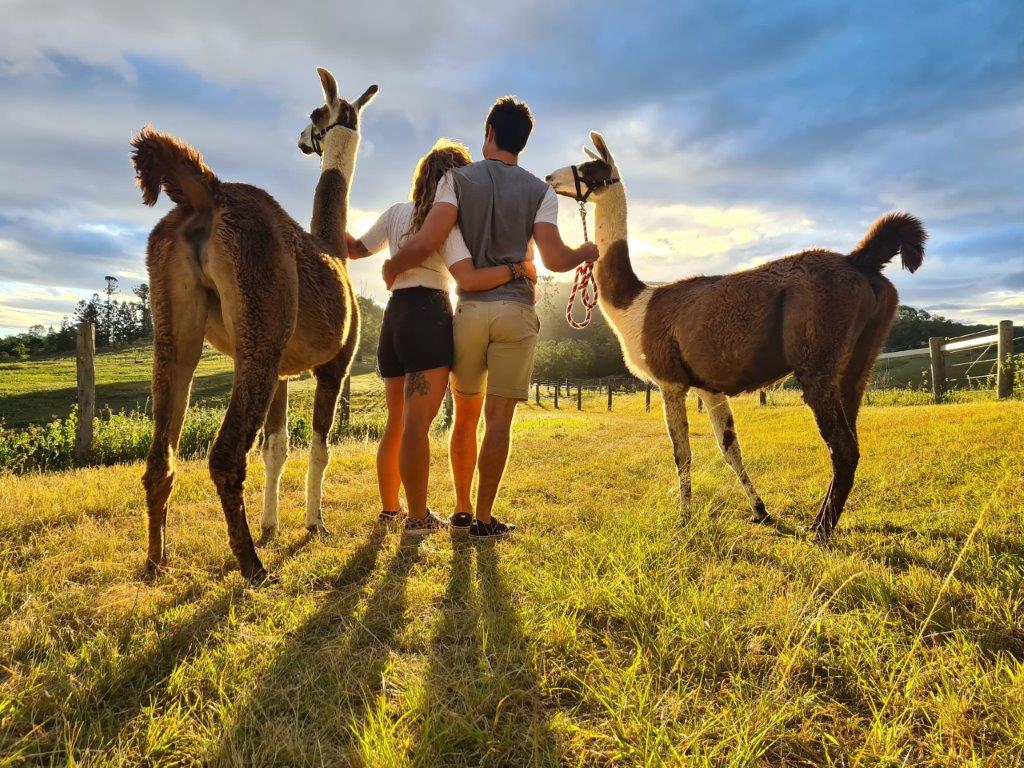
[695, 389, 769, 523]
[260, 427, 289, 534]
[661, 384, 692, 515]
[304, 430, 330, 534]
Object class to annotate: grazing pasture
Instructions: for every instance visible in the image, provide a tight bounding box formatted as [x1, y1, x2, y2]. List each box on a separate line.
[1, 391, 1021, 766]
[0, 344, 382, 430]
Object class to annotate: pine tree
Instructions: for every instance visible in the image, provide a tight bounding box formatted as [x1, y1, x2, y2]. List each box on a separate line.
[133, 283, 152, 337]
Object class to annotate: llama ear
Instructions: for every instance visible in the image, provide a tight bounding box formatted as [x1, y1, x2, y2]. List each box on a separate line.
[583, 146, 601, 161]
[589, 131, 612, 163]
[316, 67, 338, 105]
[354, 84, 379, 111]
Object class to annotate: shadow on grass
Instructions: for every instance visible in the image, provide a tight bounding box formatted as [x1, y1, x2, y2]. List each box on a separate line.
[5, 578, 245, 762]
[831, 524, 1024, 659]
[213, 525, 425, 765]
[759, 513, 804, 540]
[1, 371, 234, 428]
[849, 522, 1024, 578]
[410, 539, 561, 767]
[3, 521, 346, 762]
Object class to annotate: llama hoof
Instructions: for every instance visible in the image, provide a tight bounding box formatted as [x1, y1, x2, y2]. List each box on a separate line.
[306, 523, 331, 537]
[749, 501, 770, 525]
[243, 563, 270, 585]
[259, 525, 278, 544]
[144, 557, 167, 580]
[807, 522, 835, 545]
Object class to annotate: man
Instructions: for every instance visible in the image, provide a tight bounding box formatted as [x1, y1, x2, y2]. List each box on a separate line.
[383, 96, 597, 539]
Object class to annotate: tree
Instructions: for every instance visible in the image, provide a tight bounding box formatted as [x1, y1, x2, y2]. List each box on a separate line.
[112, 301, 141, 344]
[883, 305, 988, 351]
[133, 283, 152, 337]
[356, 295, 384, 364]
[533, 339, 598, 381]
[103, 276, 119, 345]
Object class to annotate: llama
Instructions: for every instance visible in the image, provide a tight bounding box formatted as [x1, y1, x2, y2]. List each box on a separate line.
[546, 132, 925, 540]
[131, 67, 377, 581]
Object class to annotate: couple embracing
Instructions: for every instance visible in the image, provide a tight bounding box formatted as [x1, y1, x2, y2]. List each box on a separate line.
[347, 97, 598, 539]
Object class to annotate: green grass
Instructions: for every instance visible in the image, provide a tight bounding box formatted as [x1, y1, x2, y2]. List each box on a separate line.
[0, 373, 390, 474]
[1, 392, 1022, 766]
[0, 343, 379, 429]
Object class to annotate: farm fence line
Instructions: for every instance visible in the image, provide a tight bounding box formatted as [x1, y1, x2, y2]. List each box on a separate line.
[876, 319, 1019, 401]
[531, 319, 1020, 411]
[8, 317, 1017, 472]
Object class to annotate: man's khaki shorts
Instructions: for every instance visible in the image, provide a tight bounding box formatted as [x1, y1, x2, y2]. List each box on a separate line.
[452, 300, 540, 401]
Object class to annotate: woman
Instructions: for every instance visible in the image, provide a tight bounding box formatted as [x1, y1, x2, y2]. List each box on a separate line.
[348, 139, 536, 535]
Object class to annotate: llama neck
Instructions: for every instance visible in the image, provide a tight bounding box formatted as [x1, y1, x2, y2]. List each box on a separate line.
[593, 184, 645, 309]
[310, 125, 360, 256]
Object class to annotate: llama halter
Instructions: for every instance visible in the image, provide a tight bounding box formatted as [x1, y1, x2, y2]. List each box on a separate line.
[565, 164, 619, 329]
[309, 122, 350, 156]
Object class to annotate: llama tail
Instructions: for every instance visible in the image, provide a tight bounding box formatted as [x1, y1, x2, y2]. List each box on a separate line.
[847, 212, 926, 274]
[130, 125, 219, 208]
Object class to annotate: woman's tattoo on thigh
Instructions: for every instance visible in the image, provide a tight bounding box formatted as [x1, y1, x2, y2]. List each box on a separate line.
[405, 371, 429, 397]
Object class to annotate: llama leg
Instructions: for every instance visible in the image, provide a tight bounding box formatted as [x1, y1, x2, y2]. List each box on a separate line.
[305, 353, 352, 534]
[661, 384, 692, 515]
[209, 353, 281, 580]
[259, 379, 289, 537]
[839, 304, 895, 437]
[142, 269, 207, 574]
[305, 379, 339, 535]
[696, 390, 768, 523]
[800, 378, 859, 541]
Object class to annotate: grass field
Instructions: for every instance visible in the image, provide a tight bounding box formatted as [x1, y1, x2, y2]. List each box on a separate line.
[0, 344, 379, 429]
[4, 340, 1018, 434]
[1, 392, 1022, 766]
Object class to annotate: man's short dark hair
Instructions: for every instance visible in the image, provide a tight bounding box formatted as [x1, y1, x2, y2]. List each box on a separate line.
[485, 96, 534, 155]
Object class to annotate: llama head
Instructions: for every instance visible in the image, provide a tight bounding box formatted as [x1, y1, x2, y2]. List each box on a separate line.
[298, 67, 378, 155]
[545, 131, 621, 201]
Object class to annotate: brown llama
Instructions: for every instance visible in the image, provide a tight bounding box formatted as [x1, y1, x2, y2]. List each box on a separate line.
[547, 132, 925, 540]
[132, 67, 377, 581]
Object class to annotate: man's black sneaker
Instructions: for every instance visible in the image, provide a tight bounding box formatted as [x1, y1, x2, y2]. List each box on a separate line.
[405, 511, 449, 536]
[449, 512, 473, 530]
[468, 517, 516, 540]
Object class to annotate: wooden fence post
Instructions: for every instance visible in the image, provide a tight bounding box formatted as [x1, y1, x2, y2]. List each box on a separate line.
[75, 320, 96, 464]
[759, 389, 767, 406]
[534, 382, 540, 405]
[645, 381, 652, 412]
[576, 385, 582, 410]
[997, 320, 1014, 399]
[340, 374, 352, 425]
[696, 396, 703, 413]
[928, 336, 946, 402]
[607, 383, 613, 411]
[553, 383, 559, 409]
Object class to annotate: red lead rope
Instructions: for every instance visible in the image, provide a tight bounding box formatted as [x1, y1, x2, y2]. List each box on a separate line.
[565, 201, 598, 329]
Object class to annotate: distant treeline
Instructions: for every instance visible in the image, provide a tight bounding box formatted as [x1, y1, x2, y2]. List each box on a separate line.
[0, 280, 384, 364]
[0, 277, 1005, 375]
[1, 278, 152, 361]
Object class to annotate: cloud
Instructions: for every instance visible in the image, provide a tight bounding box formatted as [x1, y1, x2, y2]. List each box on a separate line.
[0, 0, 1022, 334]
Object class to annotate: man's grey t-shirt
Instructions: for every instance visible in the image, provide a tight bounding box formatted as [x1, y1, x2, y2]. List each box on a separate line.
[435, 159, 558, 305]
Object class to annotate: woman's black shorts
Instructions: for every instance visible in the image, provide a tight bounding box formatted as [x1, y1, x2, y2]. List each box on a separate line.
[377, 287, 454, 379]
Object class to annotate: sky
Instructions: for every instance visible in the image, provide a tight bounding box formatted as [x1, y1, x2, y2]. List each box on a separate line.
[0, 0, 1022, 336]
